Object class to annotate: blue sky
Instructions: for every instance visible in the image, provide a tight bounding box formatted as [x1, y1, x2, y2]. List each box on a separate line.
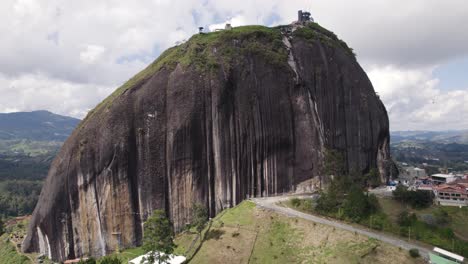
[434, 56, 468, 91]
[0, 0, 467, 130]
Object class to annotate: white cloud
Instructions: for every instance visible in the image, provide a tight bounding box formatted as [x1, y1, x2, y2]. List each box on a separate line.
[79, 45, 106, 64]
[208, 15, 247, 32]
[0, 72, 113, 118]
[368, 65, 468, 131]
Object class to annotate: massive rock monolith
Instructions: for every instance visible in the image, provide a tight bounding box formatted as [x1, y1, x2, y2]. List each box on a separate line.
[23, 23, 394, 261]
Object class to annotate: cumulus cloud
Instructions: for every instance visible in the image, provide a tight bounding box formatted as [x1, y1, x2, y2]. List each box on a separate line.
[368, 65, 468, 130]
[80, 45, 106, 64]
[0, 0, 467, 130]
[208, 15, 248, 32]
[0, 72, 113, 118]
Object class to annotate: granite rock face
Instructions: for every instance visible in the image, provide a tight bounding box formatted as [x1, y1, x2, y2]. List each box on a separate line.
[23, 24, 393, 261]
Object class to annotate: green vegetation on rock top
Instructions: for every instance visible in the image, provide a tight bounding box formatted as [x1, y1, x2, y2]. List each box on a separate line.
[82, 22, 357, 127]
[81, 25, 287, 125]
[293, 22, 356, 58]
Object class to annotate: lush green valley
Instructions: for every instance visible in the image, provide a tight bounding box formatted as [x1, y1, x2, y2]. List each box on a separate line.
[0, 111, 79, 218]
[390, 130, 468, 172]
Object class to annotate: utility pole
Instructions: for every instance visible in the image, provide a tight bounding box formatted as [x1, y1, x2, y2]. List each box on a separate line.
[408, 226, 411, 242]
[370, 216, 373, 230]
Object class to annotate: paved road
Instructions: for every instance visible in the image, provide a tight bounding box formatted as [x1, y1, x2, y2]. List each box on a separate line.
[251, 195, 431, 260]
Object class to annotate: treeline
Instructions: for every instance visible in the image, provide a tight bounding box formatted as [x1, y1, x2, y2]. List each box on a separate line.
[0, 153, 52, 181]
[0, 180, 42, 218]
[393, 185, 433, 208]
[292, 149, 383, 222]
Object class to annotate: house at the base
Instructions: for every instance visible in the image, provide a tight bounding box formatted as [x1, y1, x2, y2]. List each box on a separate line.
[405, 167, 427, 178]
[429, 247, 464, 264]
[129, 252, 186, 264]
[434, 179, 468, 207]
[431, 173, 462, 185]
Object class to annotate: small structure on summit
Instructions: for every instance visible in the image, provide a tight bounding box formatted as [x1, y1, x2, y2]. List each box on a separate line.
[298, 10, 314, 23]
[213, 23, 233, 32]
[198, 27, 204, 34]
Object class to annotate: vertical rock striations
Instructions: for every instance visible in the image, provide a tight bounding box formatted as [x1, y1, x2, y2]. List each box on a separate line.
[23, 24, 393, 261]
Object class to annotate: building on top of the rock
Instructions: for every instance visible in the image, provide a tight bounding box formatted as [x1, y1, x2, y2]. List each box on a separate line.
[298, 10, 314, 23]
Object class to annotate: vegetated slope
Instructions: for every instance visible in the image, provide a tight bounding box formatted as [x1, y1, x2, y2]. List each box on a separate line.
[23, 23, 393, 261]
[0, 235, 31, 264]
[177, 201, 423, 264]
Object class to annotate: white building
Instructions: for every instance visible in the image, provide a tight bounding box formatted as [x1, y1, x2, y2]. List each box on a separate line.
[431, 174, 461, 184]
[129, 252, 186, 264]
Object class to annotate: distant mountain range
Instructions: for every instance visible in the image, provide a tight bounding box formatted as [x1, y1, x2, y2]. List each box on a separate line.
[391, 130, 468, 144]
[0, 110, 80, 217]
[0, 110, 80, 141]
[0, 110, 80, 181]
[390, 130, 468, 173]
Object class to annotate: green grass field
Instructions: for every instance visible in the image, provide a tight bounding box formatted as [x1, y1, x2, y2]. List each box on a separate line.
[286, 195, 468, 258]
[3, 200, 426, 263]
[378, 196, 468, 240]
[0, 234, 31, 264]
[185, 201, 423, 264]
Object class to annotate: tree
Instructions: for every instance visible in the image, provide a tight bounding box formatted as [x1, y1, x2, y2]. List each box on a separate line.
[392, 184, 408, 202]
[393, 185, 433, 209]
[192, 203, 208, 235]
[367, 193, 380, 215]
[343, 185, 368, 221]
[433, 208, 450, 225]
[365, 168, 381, 188]
[397, 211, 417, 227]
[323, 149, 345, 178]
[316, 190, 340, 214]
[99, 256, 122, 264]
[142, 210, 176, 264]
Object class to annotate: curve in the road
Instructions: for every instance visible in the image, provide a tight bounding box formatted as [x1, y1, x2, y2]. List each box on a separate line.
[251, 196, 431, 260]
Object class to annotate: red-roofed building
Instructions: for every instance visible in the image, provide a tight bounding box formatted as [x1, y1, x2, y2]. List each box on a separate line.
[434, 180, 468, 207]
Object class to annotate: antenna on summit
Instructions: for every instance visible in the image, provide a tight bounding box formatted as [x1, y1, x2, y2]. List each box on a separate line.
[297, 10, 314, 24]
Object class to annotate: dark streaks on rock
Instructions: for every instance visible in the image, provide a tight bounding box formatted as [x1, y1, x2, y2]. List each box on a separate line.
[23, 24, 393, 261]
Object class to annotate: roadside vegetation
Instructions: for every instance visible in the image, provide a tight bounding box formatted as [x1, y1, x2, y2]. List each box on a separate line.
[3, 199, 424, 264]
[182, 201, 422, 263]
[287, 149, 468, 258]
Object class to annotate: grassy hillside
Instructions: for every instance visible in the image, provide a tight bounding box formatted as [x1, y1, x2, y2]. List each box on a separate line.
[175, 201, 421, 263]
[378, 196, 468, 240]
[0, 234, 31, 264]
[287, 195, 468, 258]
[0, 218, 33, 264]
[6, 201, 424, 264]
